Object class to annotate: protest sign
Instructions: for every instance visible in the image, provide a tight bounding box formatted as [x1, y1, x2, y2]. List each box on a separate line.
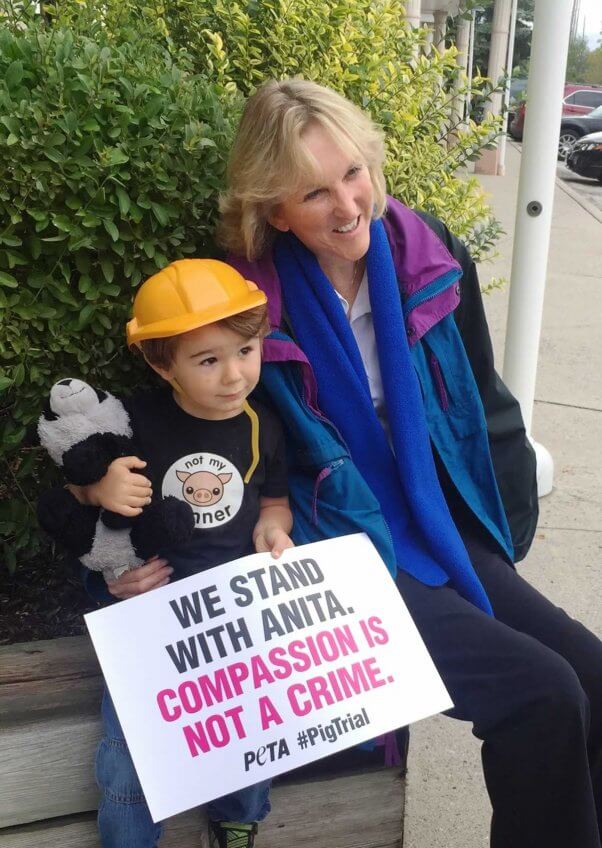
[85, 533, 452, 822]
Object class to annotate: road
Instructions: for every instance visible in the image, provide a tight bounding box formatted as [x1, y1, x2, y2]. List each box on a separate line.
[509, 139, 602, 220]
[556, 161, 602, 219]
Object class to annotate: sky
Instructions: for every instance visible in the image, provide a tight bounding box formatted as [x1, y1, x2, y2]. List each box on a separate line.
[578, 0, 601, 48]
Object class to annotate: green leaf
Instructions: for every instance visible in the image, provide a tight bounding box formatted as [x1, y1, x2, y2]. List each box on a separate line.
[0, 376, 12, 392]
[96, 313, 112, 330]
[106, 149, 130, 166]
[78, 274, 92, 293]
[116, 187, 131, 216]
[104, 220, 119, 242]
[4, 425, 27, 448]
[5, 61, 24, 91]
[0, 271, 18, 289]
[13, 363, 25, 387]
[35, 304, 58, 319]
[53, 215, 72, 232]
[77, 303, 96, 328]
[100, 258, 114, 283]
[28, 210, 49, 222]
[1, 117, 19, 135]
[151, 202, 170, 226]
[46, 132, 66, 147]
[0, 235, 22, 247]
[45, 148, 64, 163]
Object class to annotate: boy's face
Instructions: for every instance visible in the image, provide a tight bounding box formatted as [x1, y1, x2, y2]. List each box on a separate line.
[153, 324, 262, 420]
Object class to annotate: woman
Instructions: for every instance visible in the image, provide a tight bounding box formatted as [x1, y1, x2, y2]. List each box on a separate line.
[109, 79, 601, 848]
[221, 78, 602, 848]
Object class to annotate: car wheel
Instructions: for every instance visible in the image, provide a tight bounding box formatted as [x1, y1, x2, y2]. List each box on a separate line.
[558, 130, 579, 161]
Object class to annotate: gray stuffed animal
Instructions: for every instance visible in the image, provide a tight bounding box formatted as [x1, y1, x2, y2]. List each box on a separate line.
[37, 378, 194, 582]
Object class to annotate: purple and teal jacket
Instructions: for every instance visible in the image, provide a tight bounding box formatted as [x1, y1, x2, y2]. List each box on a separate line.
[229, 198, 523, 584]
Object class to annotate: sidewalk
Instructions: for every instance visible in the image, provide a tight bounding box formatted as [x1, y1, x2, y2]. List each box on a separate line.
[404, 142, 602, 848]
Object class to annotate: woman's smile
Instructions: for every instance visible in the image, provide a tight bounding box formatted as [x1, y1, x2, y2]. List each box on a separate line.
[333, 216, 360, 234]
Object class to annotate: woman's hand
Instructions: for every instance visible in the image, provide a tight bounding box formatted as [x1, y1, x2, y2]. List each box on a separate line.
[87, 456, 152, 516]
[106, 556, 173, 600]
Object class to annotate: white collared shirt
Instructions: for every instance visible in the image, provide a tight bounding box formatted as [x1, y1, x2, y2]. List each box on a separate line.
[335, 272, 391, 438]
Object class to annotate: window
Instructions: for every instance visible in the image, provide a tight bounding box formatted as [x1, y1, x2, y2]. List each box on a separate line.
[574, 91, 602, 108]
[564, 93, 576, 104]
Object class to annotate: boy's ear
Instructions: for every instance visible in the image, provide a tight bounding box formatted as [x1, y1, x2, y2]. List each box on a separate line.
[143, 356, 172, 384]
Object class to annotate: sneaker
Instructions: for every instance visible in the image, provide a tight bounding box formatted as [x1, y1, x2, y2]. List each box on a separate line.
[208, 820, 258, 848]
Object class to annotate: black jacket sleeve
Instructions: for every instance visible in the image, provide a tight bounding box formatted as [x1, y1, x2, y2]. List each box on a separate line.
[416, 211, 539, 562]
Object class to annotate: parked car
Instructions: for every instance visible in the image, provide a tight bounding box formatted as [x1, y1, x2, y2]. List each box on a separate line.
[506, 78, 528, 127]
[509, 83, 602, 141]
[562, 84, 602, 116]
[559, 105, 602, 160]
[566, 131, 602, 183]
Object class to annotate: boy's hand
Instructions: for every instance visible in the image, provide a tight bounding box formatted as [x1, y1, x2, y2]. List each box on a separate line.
[88, 456, 152, 516]
[254, 526, 294, 559]
[106, 556, 173, 599]
[253, 496, 294, 559]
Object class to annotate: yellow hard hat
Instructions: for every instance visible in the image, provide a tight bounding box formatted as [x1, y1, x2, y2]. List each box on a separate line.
[126, 259, 267, 346]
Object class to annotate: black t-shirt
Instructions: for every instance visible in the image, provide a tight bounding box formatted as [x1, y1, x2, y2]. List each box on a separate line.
[124, 389, 288, 578]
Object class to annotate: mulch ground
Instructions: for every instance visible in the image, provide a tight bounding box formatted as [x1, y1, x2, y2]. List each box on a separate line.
[0, 553, 96, 645]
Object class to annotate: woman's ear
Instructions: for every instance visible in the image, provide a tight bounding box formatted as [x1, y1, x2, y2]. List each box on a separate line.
[267, 204, 290, 233]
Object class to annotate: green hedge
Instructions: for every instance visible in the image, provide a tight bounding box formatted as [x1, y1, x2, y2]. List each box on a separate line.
[0, 18, 238, 570]
[1, 1, 502, 573]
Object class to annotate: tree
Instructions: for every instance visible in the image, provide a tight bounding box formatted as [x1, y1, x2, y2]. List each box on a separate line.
[566, 35, 590, 83]
[585, 47, 602, 85]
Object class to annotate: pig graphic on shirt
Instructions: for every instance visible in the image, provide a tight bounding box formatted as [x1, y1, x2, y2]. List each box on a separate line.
[176, 469, 233, 507]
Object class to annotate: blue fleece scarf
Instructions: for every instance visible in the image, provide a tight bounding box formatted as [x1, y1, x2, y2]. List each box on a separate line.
[274, 220, 492, 614]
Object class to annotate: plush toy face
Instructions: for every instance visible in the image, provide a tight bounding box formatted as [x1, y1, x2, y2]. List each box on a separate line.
[38, 378, 132, 469]
[48, 378, 108, 418]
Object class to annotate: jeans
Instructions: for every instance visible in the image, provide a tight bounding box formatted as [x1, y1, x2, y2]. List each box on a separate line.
[95, 690, 271, 848]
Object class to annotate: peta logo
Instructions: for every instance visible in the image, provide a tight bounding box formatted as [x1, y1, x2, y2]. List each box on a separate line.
[162, 453, 243, 528]
[176, 470, 232, 507]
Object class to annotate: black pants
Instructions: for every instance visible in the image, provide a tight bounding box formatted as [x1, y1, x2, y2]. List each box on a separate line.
[396, 529, 602, 848]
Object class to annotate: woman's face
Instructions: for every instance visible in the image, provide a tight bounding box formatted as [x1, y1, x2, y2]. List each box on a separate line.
[269, 123, 374, 268]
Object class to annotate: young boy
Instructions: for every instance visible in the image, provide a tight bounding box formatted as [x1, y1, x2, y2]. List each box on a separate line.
[81, 259, 293, 848]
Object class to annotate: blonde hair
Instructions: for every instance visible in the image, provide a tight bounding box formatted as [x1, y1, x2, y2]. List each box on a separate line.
[218, 78, 387, 260]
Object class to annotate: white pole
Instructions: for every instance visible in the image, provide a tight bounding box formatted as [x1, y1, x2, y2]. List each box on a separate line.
[475, 0, 512, 173]
[421, 13, 435, 54]
[497, 0, 518, 175]
[450, 14, 471, 136]
[486, 0, 513, 117]
[434, 9, 448, 53]
[502, 0, 574, 496]
[404, 0, 422, 28]
[466, 10, 476, 118]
